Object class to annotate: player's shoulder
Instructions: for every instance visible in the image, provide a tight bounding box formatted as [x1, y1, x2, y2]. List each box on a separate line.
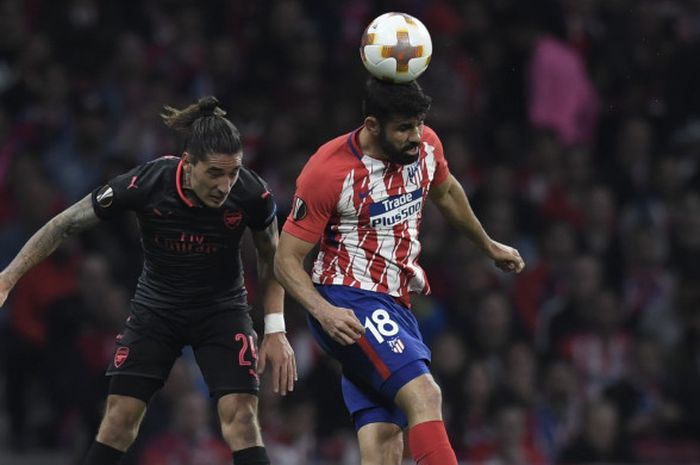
[421, 125, 444, 157]
[302, 131, 360, 179]
[228, 166, 276, 227]
[125, 155, 178, 189]
[314, 132, 351, 158]
[236, 166, 269, 192]
[134, 154, 178, 177]
[421, 125, 440, 144]
[229, 166, 270, 204]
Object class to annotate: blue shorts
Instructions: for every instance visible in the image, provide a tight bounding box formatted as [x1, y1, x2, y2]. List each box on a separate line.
[309, 285, 431, 429]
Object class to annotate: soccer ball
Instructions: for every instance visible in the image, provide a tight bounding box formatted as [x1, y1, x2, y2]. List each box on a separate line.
[360, 12, 433, 83]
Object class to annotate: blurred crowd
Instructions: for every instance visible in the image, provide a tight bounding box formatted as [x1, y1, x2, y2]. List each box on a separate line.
[1, 0, 700, 464]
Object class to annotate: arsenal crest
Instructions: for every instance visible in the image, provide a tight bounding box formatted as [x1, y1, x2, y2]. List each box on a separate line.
[114, 346, 130, 368]
[224, 210, 243, 229]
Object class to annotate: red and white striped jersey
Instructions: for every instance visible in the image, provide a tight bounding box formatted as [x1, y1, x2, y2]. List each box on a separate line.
[283, 125, 449, 301]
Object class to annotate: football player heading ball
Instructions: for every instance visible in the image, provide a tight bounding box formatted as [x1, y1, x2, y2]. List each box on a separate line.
[275, 12, 525, 465]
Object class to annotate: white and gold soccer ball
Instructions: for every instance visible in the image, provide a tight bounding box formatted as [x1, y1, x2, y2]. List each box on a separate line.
[360, 12, 433, 83]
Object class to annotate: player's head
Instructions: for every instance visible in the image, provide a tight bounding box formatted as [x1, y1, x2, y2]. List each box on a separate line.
[362, 78, 432, 165]
[162, 96, 242, 208]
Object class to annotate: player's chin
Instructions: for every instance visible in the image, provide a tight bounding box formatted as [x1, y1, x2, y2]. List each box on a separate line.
[396, 152, 419, 165]
[206, 197, 226, 208]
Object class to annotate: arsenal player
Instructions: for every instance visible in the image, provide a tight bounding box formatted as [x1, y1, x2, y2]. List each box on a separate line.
[0, 96, 295, 465]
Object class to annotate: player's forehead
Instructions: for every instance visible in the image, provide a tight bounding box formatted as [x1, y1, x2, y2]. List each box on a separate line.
[384, 114, 425, 128]
[201, 152, 243, 170]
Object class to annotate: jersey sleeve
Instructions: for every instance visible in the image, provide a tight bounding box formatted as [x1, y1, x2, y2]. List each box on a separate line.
[91, 163, 151, 220]
[282, 159, 340, 244]
[243, 171, 278, 231]
[426, 127, 450, 187]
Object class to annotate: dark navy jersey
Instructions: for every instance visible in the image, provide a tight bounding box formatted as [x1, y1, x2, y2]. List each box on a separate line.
[91, 156, 277, 313]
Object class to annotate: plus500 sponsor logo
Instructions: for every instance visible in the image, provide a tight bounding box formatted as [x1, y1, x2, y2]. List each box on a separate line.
[368, 188, 422, 227]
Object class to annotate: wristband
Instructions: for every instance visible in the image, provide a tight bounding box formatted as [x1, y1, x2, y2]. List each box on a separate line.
[264, 313, 286, 334]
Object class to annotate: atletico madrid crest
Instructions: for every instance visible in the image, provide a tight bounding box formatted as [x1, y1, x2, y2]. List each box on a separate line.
[387, 337, 405, 354]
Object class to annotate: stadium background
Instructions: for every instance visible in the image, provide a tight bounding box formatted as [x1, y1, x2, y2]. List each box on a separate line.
[1, 0, 699, 464]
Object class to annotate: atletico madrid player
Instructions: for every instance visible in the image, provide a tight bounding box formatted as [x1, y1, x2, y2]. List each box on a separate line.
[275, 78, 525, 465]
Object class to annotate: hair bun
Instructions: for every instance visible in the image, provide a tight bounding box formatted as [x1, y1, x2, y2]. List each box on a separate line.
[197, 96, 225, 117]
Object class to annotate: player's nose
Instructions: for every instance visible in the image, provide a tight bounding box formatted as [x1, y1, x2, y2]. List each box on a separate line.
[216, 181, 230, 194]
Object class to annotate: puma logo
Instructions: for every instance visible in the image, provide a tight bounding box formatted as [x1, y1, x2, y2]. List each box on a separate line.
[127, 176, 138, 190]
[153, 208, 172, 217]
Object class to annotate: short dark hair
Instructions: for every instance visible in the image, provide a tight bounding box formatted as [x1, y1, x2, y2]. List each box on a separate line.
[362, 77, 432, 123]
[161, 96, 242, 163]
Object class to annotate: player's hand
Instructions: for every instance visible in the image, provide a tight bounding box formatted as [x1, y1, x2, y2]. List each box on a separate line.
[487, 240, 525, 273]
[0, 273, 13, 308]
[257, 332, 297, 396]
[317, 305, 364, 346]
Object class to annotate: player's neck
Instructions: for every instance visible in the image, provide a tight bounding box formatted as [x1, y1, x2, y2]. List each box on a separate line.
[180, 169, 203, 206]
[358, 126, 389, 162]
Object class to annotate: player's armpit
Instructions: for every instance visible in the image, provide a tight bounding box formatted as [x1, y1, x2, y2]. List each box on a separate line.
[251, 216, 280, 259]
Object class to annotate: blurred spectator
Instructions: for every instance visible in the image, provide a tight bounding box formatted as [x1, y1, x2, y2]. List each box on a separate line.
[558, 399, 636, 465]
[136, 390, 230, 465]
[560, 289, 632, 399]
[468, 402, 546, 465]
[579, 184, 624, 289]
[493, 342, 538, 408]
[41, 93, 113, 203]
[513, 221, 577, 338]
[265, 396, 318, 465]
[604, 337, 682, 441]
[3, 244, 80, 451]
[672, 282, 700, 441]
[621, 225, 678, 348]
[454, 361, 495, 459]
[467, 291, 519, 377]
[543, 254, 603, 353]
[44, 254, 128, 450]
[534, 358, 581, 463]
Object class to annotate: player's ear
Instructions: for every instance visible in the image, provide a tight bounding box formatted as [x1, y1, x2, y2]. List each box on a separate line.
[182, 152, 192, 169]
[365, 116, 381, 136]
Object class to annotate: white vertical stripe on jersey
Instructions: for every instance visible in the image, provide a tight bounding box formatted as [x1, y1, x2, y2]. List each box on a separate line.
[346, 173, 377, 289]
[331, 169, 359, 287]
[400, 152, 427, 294]
[363, 157, 402, 293]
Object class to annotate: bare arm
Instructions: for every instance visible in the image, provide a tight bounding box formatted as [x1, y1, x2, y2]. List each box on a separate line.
[429, 174, 492, 250]
[251, 217, 296, 395]
[0, 194, 100, 306]
[274, 231, 364, 345]
[429, 174, 525, 272]
[251, 217, 285, 318]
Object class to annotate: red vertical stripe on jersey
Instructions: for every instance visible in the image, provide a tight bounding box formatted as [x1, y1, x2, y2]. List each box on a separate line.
[319, 223, 338, 285]
[357, 336, 391, 380]
[353, 164, 381, 287]
[385, 167, 407, 292]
